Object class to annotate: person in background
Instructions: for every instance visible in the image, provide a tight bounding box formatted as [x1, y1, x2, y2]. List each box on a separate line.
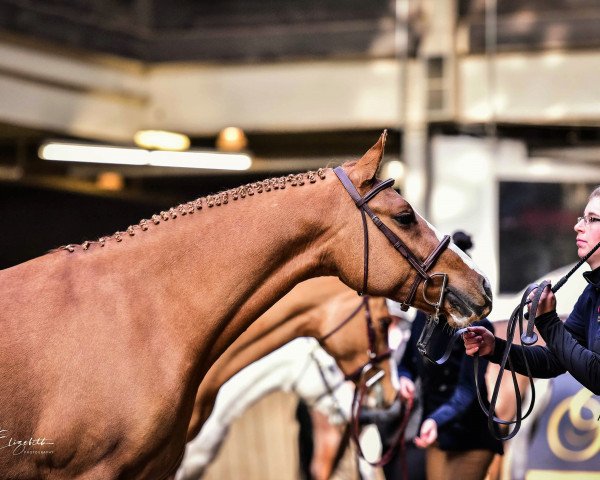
[396, 231, 503, 480]
[463, 187, 600, 395]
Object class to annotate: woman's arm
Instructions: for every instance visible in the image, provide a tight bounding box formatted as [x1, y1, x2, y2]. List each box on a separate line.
[416, 320, 493, 448]
[535, 311, 600, 395]
[529, 284, 600, 394]
[465, 282, 591, 381]
[487, 336, 567, 378]
[464, 327, 567, 378]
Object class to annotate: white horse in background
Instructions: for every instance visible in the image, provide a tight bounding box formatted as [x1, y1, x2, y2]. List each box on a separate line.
[175, 338, 379, 480]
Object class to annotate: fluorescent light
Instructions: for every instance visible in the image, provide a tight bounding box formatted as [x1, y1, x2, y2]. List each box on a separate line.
[134, 130, 191, 151]
[39, 142, 252, 171]
[40, 143, 147, 165]
[149, 151, 252, 170]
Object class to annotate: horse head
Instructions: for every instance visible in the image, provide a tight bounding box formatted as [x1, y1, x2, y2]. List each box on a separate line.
[316, 291, 398, 409]
[325, 131, 492, 328]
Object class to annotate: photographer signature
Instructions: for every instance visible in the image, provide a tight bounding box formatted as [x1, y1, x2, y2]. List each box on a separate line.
[0, 429, 54, 455]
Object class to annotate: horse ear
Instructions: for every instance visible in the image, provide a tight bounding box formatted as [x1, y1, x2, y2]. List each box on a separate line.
[350, 130, 387, 188]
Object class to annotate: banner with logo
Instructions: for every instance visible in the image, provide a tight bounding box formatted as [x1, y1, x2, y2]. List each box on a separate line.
[525, 373, 599, 480]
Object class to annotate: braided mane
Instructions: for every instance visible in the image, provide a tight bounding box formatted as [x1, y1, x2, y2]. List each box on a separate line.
[56, 168, 328, 253]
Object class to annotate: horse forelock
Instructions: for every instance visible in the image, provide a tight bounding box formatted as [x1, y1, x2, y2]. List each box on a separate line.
[52, 168, 328, 255]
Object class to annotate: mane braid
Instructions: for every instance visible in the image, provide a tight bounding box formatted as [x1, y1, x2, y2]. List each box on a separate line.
[55, 168, 327, 253]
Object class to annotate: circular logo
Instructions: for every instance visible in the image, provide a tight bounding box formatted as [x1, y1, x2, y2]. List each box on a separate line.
[547, 388, 600, 462]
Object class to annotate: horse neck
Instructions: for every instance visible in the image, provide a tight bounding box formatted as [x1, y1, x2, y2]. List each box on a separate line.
[187, 282, 348, 439]
[141, 174, 341, 375]
[194, 283, 341, 408]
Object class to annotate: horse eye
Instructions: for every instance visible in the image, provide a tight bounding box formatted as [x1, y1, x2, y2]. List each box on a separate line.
[393, 212, 415, 226]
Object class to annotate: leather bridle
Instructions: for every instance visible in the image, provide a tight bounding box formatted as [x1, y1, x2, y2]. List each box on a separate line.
[332, 165, 454, 465]
[318, 295, 392, 383]
[333, 166, 451, 310]
[317, 295, 409, 467]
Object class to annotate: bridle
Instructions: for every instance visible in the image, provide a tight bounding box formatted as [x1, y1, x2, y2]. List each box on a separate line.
[325, 166, 454, 465]
[334, 165, 452, 371]
[334, 163, 533, 442]
[317, 295, 410, 467]
[318, 295, 392, 383]
[333, 166, 451, 310]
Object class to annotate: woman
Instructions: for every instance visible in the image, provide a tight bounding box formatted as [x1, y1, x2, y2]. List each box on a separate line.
[396, 231, 503, 480]
[464, 188, 600, 395]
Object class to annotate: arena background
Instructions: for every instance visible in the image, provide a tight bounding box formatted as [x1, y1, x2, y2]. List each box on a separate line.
[0, 1, 598, 479]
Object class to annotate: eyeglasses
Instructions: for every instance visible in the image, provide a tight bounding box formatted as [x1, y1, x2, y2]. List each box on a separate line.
[576, 215, 600, 226]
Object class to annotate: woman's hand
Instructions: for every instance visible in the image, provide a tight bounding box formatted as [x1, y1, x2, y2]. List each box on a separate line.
[414, 419, 438, 448]
[398, 376, 415, 402]
[528, 282, 556, 317]
[462, 326, 495, 356]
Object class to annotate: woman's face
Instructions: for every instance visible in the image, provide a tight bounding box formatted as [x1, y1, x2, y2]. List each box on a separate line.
[574, 196, 600, 269]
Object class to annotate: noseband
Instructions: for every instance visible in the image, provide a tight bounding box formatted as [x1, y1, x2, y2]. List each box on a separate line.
[333, 166, 451, 312]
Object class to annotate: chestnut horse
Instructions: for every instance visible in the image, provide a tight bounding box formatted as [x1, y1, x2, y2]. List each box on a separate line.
[177, 277, 393, 480]
[0, 131, 491, 479]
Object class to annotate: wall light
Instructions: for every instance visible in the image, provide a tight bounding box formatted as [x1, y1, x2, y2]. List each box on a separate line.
[216, 127, 248, 152]
[40, 143, 147, 165]
[39, 142, 252, 171]
[96, 171, 124, 191]
[133, 130, 191, 151]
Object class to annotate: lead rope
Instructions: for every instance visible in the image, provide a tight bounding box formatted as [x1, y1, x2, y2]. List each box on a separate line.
[417, 239, 600, 440]
[475, 239, 600, 441]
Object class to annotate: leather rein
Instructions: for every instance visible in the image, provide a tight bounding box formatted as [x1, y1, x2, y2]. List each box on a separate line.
[414, 282, 551, 441]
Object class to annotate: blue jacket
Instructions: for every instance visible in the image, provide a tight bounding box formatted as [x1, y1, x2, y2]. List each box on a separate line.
[489, 268, 600, 395]
[398, 313, 503, 454]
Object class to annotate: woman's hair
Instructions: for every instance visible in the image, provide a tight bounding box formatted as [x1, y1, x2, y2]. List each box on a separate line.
[589, 186, 600, 201]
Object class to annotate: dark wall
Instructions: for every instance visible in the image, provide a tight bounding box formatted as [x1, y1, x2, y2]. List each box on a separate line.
[0, 184, 166, 269]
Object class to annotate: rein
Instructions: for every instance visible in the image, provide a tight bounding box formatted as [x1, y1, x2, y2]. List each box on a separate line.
[351, 381, 413, 468]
